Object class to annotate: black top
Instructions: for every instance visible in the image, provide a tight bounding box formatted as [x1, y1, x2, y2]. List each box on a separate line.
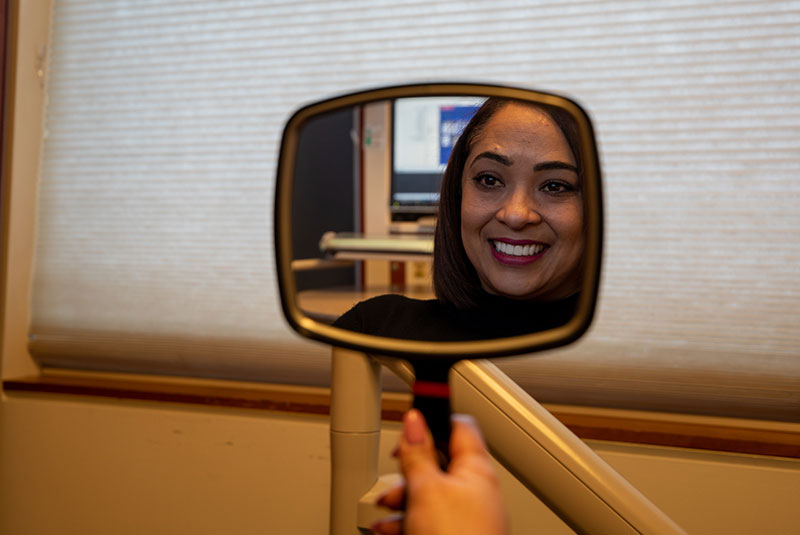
[333, 292, 578, 342]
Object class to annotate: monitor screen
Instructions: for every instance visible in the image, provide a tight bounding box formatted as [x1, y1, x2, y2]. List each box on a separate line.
[391, 96, 484, 221]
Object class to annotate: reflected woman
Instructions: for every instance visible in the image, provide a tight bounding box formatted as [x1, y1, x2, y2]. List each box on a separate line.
[335, 97, 585, 340]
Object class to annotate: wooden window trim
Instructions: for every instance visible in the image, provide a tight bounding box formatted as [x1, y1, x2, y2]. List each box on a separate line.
[4, 369, 799, 459]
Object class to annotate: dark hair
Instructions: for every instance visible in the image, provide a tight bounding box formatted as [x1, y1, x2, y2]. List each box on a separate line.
[432, 97, 584, 309]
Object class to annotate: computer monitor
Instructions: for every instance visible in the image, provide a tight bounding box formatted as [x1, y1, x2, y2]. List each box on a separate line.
[391, 96, 484, 222]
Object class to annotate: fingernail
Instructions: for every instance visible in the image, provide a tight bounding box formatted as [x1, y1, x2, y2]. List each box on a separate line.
[451, 413, 475, 424]
[403, 409, 426, 444]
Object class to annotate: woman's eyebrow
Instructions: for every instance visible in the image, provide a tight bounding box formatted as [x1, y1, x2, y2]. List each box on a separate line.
[471, 151, 513, 166]
[470, 152, 578, 173]
[534, 161, 578, 173]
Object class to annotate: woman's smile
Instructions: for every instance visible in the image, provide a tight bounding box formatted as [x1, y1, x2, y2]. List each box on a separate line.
[489, 238, 549, 265]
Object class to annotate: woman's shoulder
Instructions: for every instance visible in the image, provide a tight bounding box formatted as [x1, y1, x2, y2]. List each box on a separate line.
[333, 291, 581, 341]
[349, 293, 433, 311]
[333, 294, 442, 337]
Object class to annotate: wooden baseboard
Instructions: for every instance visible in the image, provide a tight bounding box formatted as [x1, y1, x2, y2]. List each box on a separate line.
[4, 370, 799, 459]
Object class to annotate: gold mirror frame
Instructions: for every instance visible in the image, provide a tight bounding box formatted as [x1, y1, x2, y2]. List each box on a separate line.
[275, 83, 603, 359]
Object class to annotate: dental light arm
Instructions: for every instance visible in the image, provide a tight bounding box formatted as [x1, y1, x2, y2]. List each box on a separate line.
[450, 359, 685, 535]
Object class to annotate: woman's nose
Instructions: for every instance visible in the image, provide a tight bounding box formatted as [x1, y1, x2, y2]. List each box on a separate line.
[496, 190, 542, 229]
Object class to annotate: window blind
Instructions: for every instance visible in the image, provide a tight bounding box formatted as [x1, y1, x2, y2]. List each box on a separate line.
[30, 0, 800, 420]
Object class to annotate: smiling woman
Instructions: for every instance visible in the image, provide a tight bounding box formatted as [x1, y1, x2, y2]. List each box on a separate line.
[332, 97, 588, 342]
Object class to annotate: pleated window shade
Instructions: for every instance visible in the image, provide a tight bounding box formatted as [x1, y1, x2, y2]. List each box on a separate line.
[30, 0, 800, 420]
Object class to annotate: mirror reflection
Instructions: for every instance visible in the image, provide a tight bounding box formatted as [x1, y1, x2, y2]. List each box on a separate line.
[290, 95, 586, 342]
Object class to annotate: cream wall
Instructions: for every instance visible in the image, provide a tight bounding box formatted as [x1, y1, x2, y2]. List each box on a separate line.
[1, 391, 799, 535]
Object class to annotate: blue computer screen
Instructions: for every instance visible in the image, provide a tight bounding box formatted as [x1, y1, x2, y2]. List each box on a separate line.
[391, 96, 483, 220]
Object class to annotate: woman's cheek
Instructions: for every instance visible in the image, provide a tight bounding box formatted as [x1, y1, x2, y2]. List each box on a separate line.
[553, 202, 583, 237]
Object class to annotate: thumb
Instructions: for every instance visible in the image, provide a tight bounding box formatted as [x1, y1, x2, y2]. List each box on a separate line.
[397, 409, 441, 481]
[449, 414, 490, 461]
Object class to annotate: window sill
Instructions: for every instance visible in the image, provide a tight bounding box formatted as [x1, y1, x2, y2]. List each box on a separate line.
[3, 368, 799, 459]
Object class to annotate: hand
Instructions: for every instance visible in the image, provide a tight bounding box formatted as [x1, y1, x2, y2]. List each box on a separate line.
[372, 409, 508, 535]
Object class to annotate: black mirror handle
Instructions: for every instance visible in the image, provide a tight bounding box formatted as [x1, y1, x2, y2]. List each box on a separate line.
[410, 359, 456, 469]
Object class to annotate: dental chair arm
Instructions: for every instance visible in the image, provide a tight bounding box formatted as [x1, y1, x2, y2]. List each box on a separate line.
[451, 359, 685, 535]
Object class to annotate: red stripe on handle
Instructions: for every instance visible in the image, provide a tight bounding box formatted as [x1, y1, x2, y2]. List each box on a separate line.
[413, 381, 451, 399]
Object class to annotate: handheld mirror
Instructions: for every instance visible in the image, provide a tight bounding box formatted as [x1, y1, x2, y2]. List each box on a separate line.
[275, 83, 602, 462]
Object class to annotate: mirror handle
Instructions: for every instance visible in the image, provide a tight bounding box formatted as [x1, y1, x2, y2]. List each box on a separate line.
[411, 360, 456, 469]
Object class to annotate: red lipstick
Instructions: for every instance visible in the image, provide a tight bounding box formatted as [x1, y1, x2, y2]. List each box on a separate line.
[489, 238, 548, 266]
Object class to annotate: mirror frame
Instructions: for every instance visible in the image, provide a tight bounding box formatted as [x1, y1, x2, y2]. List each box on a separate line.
[275, 82, 603, 359]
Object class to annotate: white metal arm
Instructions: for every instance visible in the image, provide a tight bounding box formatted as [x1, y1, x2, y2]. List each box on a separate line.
[451, 359, 684, 534]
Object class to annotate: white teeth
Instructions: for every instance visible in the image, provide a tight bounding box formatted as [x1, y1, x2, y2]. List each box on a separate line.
[493, 240, 545, 257]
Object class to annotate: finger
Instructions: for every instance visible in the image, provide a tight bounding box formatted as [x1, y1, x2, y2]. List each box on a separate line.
[449, 413, 492, 465]
[376, 482, 406, 510]
[370, 513, 404, 535]
[397, 409, 441, 481]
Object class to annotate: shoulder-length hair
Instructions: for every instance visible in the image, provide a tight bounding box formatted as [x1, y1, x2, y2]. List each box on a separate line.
[432, 97, 584, 309]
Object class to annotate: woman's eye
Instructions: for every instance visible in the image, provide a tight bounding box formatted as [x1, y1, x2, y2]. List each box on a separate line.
[540, 180, 575, 194]
[473, 174, 502, 188]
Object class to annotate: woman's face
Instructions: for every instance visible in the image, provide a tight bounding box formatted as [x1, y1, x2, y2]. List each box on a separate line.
[460, 103, 584, 301]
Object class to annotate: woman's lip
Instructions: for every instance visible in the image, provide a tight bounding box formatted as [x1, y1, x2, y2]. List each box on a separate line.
[489, 240, 548, 266]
